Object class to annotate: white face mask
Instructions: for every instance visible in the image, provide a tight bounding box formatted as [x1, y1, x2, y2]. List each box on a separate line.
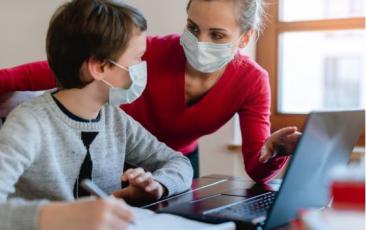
[102, 60, 147, 106]
[180, 28, 238, 73]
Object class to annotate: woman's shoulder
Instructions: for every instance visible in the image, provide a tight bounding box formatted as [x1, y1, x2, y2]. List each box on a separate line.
[227, 53, 270, 92]
[144, 34, 182, 60]
[232, 53, 268, 77]
[146, 34, 180, 47]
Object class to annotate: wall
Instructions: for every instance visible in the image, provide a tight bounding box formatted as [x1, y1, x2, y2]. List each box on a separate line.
[125, 0, 188, 35]
[0, 0, 256, 179]
[0, 1, 60, 68]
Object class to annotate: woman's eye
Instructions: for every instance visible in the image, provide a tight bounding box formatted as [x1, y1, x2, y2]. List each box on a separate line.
[211, 32, 224, 40]
[187, 25, 199, 35]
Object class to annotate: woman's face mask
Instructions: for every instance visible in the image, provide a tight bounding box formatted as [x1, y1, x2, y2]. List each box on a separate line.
[102, 60, 147, 106]
[180, 28, 240, 73]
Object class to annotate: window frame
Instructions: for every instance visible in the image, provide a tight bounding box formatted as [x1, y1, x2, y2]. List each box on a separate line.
[256, 0, 365, 145]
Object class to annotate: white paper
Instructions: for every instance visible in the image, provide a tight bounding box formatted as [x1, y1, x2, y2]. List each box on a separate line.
[127, 207, 236, 230]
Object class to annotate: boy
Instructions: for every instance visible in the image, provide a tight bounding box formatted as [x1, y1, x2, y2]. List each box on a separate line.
[0, 1, 193, 230]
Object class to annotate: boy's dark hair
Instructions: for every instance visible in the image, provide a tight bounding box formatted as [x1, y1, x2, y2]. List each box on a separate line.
[46, 0, 147, 89]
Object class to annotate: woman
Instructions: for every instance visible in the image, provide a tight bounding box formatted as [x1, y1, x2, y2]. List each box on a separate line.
[0, 0, 299, 181]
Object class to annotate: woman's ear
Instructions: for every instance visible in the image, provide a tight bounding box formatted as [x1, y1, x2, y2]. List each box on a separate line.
[239, 29, 254, 48]
[86, 57, 108, 81]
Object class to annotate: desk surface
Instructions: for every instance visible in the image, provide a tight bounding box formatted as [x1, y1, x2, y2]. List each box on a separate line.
[132, 175, 360, 230]
[127, 174, 289, 230]
[142, 174, 281, 212]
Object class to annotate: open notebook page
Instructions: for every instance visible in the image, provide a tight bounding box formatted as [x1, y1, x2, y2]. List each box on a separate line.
[127, 207, 236, 230]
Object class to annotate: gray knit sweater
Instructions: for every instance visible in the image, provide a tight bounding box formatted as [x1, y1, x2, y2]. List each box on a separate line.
[0, 92, 193, 230]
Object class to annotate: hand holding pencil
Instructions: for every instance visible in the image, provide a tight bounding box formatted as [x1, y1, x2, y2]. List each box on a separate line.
[38, 179, 135, 230]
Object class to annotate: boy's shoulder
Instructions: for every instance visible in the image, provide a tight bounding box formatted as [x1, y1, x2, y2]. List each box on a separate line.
[2, 92, 53, 132]
[103, 104, 143, 129]
[0, 91, 43, 118]
[103, 104, 130, 122]
[7, 91, 51, 117]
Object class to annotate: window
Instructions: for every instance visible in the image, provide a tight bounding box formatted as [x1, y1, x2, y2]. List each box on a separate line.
[257, 0, 365, 144]
[280, 0, 365, 21]
[279, 30, 364, 113]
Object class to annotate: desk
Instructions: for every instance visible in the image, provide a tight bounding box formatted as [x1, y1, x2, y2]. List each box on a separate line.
[134, 174, 291, 230]
[143, 175, 280, 211]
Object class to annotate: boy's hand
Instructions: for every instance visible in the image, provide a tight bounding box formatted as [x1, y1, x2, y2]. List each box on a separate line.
[39, 197, 134, 230]
[113, 168, 165, 201]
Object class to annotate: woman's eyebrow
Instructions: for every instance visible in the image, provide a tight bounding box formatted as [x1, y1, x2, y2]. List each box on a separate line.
[187, 18, 228, 33]
[209, 28, 228, 32]
[187, 18, 199, 27]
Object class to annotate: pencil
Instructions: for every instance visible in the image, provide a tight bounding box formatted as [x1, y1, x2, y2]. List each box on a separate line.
[81, 179, 136, 226]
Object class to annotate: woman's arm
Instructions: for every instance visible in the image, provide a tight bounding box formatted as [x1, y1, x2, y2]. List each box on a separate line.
[0, 35, 158, 95]
[0, 61, 56, 94]
[238, 72, 289, 183]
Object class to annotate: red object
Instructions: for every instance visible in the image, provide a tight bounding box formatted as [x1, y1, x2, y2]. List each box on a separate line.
[331, 181, 365, 210]
[290, 219, 305, 230]
[0, 35, 288, 183]
[0, 61, 56, 92]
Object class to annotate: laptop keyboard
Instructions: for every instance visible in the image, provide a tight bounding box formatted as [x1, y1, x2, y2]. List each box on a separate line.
[204, 192, 276, 221]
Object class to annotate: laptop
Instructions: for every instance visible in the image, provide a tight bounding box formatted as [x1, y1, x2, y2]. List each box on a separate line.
[158, 110, 365, 229]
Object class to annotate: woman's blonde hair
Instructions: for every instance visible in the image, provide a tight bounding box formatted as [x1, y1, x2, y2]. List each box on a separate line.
[186, 0, 266, 35]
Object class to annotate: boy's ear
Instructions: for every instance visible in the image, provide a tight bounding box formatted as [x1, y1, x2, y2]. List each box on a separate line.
[86, 57, 108, 81]
[239, 29, 254, 48]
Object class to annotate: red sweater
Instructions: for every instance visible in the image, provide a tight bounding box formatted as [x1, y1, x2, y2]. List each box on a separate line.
[0, 35, 288, 182]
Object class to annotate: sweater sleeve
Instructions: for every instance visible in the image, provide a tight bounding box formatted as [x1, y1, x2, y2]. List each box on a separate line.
[123, 112, 193, 196]
[0, 106, 48, 230]
[0, 61, 56, 94]
[239, 71, 289, 183]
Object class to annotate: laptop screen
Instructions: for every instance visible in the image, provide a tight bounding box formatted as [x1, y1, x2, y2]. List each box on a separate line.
[265, 110, 365, 229]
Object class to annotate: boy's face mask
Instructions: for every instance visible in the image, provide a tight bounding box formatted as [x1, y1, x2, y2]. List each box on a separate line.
[180, 28, 240, 73]
[102, 60, 147, 106]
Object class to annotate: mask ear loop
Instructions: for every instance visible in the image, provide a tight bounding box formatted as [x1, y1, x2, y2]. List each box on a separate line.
[108, 59, 129, 72]
[106, 59, 135, 88]
[101, 79, 114, 88]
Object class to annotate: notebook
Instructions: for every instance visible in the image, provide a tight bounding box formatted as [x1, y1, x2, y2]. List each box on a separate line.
[127, 207, 235, 230]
